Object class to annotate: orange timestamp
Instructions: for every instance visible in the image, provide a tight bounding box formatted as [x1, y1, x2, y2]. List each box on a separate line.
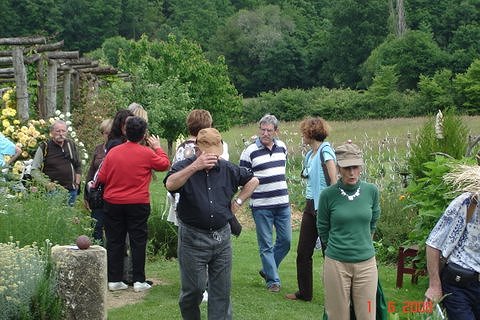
[368, 300, 434, 314]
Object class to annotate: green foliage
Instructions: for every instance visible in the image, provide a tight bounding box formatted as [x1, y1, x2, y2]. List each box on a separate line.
[454, 58, 480, 114]
[109, 35, 241, 151]
[0, 241, 64, 320]
[0, 183, 92, 246]
[416, 69, 456, 115]
[362, 31, 449, 91]
[404, 157, 462, 269]
[408, 108, 469, 180]
[148, 186, 177, 259]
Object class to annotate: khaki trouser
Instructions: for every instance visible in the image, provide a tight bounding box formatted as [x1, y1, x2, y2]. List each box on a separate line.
[323, 256, 378, 320]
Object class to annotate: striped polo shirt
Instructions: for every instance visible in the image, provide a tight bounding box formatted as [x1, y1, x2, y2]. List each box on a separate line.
[239, 138, 289, 209]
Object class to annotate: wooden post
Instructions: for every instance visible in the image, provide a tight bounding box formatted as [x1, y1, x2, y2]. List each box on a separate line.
[46, 59, 58, 118]
[63, 68, 73, 114]
[37, 56, 47, 118]
[12, 47, 29, 121]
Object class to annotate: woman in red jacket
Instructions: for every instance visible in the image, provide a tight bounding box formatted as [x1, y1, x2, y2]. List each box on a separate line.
[96, 116, 170, 292]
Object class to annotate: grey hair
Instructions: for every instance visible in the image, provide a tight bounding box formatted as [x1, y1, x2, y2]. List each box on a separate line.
[50, 119, 67, 132]
[127, 102, 143, 112]
[259, 114, 279, 130]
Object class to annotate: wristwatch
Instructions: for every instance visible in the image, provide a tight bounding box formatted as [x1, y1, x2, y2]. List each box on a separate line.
[234, 198, 243, 206]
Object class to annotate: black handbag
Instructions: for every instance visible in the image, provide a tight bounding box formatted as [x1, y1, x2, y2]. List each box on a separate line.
[87, 184, 104, 209]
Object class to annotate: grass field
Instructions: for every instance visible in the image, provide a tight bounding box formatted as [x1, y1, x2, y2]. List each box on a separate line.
[109, 116, 480, 319]
[108, 228, 429, 320]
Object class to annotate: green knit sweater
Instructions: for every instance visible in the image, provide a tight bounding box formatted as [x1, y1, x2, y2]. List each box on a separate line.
[317, 179, 380, 263]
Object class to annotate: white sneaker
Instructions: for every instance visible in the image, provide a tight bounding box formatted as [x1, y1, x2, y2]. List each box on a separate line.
[202, 290, 208, 302]
[108, 281, 128, 291]
[133, 281, 152, 292]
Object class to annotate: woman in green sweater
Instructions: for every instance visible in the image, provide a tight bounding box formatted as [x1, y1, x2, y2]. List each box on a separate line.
[317, 141, 380, 320]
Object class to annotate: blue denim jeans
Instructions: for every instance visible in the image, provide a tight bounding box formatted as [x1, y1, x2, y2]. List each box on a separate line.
[252, 206, 292, 287]
[67, 189, 77, 206]
[178, 221, 232, 320]
[441, 268, 480, 320]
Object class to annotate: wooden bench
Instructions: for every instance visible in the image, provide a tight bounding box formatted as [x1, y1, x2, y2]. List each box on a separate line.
[396, 245, 426, 288]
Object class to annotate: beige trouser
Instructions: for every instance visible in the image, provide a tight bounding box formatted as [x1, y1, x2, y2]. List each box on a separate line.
[323, 256, 378, 320]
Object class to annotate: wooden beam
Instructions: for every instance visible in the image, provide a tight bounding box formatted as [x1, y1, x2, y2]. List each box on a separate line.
[47, 51, 79, 60]
[0, 78, 15, 83]
[0, 73, 15, 79]
[0, 57, 12, 65]
[0, 36, 46, 45]
[61, 57, 94, 65]
[0, 67, 14, 74]
[0, 50, 12, 57]
[46, 59, 58, 117]
[80, 66, 118, 75]
[30, 40, 64, 53]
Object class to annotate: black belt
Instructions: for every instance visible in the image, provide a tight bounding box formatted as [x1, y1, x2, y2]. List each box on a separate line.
[445, 262, 480, 283]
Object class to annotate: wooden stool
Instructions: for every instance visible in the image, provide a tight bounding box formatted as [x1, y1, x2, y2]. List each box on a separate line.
[396, 245, 426, 288]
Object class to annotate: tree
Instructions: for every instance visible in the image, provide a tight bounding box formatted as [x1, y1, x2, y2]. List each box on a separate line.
[416, 69, 456, 115]
[209, 5, 308, 96]
[362, 30, 449, 90]
[454, 59, 480, 114]
[112, 35, 242, 155]
[60, 0, 122, 52]
[317, 0, 390, 88]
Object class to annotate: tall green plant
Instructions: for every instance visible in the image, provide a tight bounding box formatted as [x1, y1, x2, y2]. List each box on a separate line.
[408, 108, 468, 180]
[404, 156, 469, 268]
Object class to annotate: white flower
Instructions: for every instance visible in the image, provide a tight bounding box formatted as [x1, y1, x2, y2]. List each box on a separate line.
[81, 160, 86, 166]
[59, 114, 65, 120]
[66, 112, 71, 117]
[83, 153, 88, 159]
[55, 110, 61, 116]
[70, 132, 76, 138]
[79, 142, 84, 147]
[67, 127, 73, 132]
[66, 121, 72, 126]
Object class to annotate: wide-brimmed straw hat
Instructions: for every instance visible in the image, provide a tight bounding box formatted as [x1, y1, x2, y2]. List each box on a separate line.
[443, 164, 480, 194]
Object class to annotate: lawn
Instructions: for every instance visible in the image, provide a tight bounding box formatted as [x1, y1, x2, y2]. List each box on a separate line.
[107, 228, 428, 320]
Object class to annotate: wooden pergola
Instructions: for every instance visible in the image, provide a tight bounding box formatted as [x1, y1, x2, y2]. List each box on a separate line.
[0, 36, 122, 121]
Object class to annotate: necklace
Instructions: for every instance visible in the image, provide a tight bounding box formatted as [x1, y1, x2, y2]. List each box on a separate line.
[339, 186, 361, 201]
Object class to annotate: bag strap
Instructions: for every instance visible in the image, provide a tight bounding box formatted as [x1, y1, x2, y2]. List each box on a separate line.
[319, 144, 334, 186]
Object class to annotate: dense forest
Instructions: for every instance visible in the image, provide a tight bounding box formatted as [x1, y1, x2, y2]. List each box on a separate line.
[0, 0, 479, 98]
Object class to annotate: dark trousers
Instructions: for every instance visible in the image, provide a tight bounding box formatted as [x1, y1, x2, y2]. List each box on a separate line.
[295, 199, 317, 301]
[441, 267, 480, 320]
[91, 208, 105, 246]
[104, 202, 150, 283]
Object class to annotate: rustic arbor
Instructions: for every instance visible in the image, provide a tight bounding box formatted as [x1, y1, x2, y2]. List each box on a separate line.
[0, 36, 121, 120]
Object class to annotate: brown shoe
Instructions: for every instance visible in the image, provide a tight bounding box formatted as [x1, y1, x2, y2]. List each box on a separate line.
[268, 284, 280, 293]
[285, 293, 298, 300]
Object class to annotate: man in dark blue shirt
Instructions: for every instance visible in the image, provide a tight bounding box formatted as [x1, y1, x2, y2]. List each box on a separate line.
[165, 128, 258, 320]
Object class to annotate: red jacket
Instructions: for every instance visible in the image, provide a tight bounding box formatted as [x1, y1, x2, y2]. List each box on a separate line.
[97, 141, 170, 204]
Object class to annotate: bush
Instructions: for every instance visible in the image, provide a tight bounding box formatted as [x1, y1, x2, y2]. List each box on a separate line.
[404, 156, 473, 268]
[0, 181, 92, 246]
[408, 108, 469, 180]
[0, 241, 63, 320]
[148, 195, 177, 259]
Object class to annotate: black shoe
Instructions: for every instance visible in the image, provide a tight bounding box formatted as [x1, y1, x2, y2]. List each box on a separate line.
[259, 270, 266, 280]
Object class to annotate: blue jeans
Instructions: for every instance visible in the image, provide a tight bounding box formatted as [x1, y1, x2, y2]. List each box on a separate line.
[441, 269, 480, 320]
[252, 206, 292, 287]
[67, 189, 77, 206]
[178, 221, 232, 320]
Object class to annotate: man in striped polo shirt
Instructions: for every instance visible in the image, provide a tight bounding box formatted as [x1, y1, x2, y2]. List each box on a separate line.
[240, 114, 292, 293]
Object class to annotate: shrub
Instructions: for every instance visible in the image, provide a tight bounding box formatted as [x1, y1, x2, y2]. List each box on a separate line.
[0, 182, 92, 246]
[0, 241, 63, 320]
[148, 195, 177, 259]
[404, 156, 472, 268]
[408, 108, 469, 180]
